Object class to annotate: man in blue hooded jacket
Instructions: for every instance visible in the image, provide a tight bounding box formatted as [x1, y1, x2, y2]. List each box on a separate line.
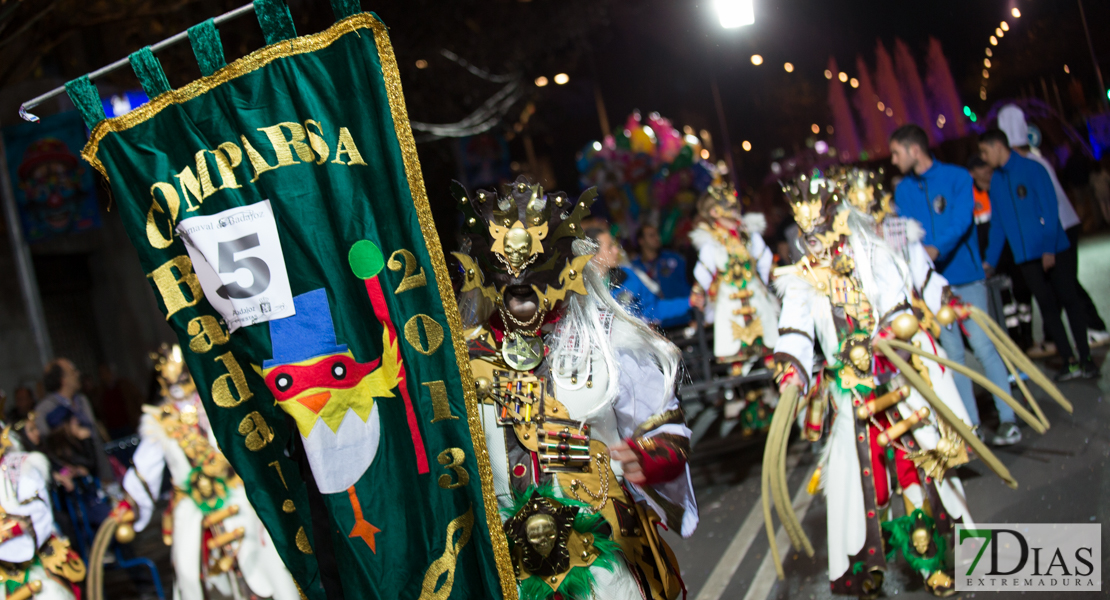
[890, 124, 1020, 446]
[979, 128, 1096, 380]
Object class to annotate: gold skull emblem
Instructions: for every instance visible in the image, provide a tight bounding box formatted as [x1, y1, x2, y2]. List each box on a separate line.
[525, 513, 558, 557]
[503, 227, 534, 273]
[912, 527, 931, 555]
[196, 475, 214, 499]
[848, 344, 872, 374]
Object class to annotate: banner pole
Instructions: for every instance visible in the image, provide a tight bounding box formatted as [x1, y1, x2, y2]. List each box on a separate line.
[0, 129, 52, 368]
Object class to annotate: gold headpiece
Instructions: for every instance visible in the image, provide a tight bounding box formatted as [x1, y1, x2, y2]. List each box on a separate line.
[697, 182, 740, 218]
[150, 344, 196, 401]
[782, 173, 840, 235]
[832, 167, 892, 222]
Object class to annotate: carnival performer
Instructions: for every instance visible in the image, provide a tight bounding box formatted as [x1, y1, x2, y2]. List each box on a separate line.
[451, 176, 697, 600]
[770, 174, 979, 597]
[106, 345, 300, 600]
[689, 183, 780, 433]
[0, 423, 84, 600]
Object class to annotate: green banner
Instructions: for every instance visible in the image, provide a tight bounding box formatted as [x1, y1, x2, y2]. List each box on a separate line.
[74, 8, 514, 600]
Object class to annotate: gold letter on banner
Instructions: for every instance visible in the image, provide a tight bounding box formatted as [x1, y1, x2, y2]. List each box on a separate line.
[258, 122, 316, 166]
[212, 352, 253, 408]
[436, 448, 469, 490]
[332, 127, 367, 166]
[175, 149, 218, 212]
[303, 120, 330, 164]
[147, 255, 203, 319]
[187, 316, 228, 353]
[422, 381, 457, 423]
[146, 182, 180, 249]
[241, 135, 279, 182]
[387, 249, 427, 294]
[404, 314, 444, 355]
[211, 142, 243, 190]
[418, 505, 474, 600]
[238, 411, 273, 451]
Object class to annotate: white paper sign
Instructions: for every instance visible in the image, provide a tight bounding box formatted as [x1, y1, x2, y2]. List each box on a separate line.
[176, 200, 295, 333]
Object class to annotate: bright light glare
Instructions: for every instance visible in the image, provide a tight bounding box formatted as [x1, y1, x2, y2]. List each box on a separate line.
[553, 73, 569, 85]
[685, 134, 700, 145]
[535, 76, 549, 87]
[815, 140, 828, 154]
[990, 36, 998, 46]
[592, 141, 602, 151]
[1064, 65, 1070, 74]
[415, 59, 428, 69]
[996, 28, 1004, 38]
[984, 58, 991, 68]
[877, 101, 885, 111]
[750, 54, 763, 66]
[986, 48, 993, 57]
[1000, 21, 1009, 31]
[714, 0, 755, 28]
[824, 69, 833, 79]
[700, 149, 710, 159]
[784, 62, 794, 73]
[811, 123, 820, 134]
[980, 89, 988, 100]
[838, 72, 849, 83]
[849, 77, 859, 88]
[983, 69, 990, 79]
[1012, 8, 1021, 18]
[742, 140, 752, 151]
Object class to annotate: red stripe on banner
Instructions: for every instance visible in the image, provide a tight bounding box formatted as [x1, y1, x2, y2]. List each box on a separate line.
[364, 276, 429, 474]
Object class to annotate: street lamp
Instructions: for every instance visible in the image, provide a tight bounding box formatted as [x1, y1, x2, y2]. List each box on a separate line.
[714, 0, 755, 28]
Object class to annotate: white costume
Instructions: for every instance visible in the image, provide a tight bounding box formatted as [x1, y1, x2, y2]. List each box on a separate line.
[0, 437, 81, 600]
[691, 214, 780, 362]
[122, 395, 299, 600]
[773, 200, 972, 596]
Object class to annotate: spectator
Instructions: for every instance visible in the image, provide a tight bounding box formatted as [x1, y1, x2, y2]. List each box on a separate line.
[968, 155, 993, 254]
[890, 124, 1019, 446]
[6, 385, 36, 423]
[631, 224, 692, 301]
[36, 358, 115, 482]
[997, 105, 1109, 348]
[587, 226, 692, 328]
[979, 128, 1097, 380]
[43, 405, 111, 527]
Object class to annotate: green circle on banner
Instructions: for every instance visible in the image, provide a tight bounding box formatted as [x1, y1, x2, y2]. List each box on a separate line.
[349, 239, 384, 279]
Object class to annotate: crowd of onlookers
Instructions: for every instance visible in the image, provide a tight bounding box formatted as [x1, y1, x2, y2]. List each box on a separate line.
[2, 358, 146, 544]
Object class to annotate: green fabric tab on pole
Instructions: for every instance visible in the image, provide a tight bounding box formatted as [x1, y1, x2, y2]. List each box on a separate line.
[64, 76, 107, 129]
[188, 19, 227, 77]
[129, 47, 172, 98]
[254, 0, 297, 45]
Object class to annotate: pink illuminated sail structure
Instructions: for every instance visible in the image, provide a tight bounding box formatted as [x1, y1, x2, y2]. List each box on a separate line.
[925, 37, 967, 138]
[874, 40, 909, 130]
[894, 38, 938, 143]
[827, 57, 862, 162]
[853, 55, 888, 158]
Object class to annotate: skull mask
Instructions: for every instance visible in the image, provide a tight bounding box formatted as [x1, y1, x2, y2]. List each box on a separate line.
[525, 513, 558, 557]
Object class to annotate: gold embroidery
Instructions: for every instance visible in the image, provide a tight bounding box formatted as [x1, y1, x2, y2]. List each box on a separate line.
[295, 527, 313, 554]
[238, 411, 273, 451]
[404, 314, 445, 355]
[283, 499, 296, 513]
[418, 505, 474, 600]
[211, 351, 253, 408]
[388, 248, 428, 294]
[268, 460, 288, 489]
[423, 380, 458, 423]
[436, 448, 470, 490]
[187, 315, 229, 353]
[731, 316, 764, 347]
[147, 255, 203, 319]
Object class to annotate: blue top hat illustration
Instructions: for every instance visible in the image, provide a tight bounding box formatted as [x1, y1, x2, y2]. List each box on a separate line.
[264, 288, 348, 369]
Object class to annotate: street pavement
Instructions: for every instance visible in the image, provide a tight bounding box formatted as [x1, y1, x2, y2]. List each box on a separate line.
[665, 234, 1110, 600]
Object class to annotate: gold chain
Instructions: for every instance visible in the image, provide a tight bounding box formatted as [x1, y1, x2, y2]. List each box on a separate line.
[569, 453, 610, 513]
[497, 303, 547, 334]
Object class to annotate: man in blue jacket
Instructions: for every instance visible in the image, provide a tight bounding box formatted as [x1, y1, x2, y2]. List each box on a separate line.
[632, 224, 692, 301]
[979, 129, 1096, 380]
[588, 226, 692, 328]
[890, 124, 1020, 445]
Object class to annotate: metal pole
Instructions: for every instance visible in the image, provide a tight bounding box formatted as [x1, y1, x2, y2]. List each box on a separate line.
[19, 2, 256, 121]
[710, 75, 740, 190]
[1077, 0, 1109, 112]
[593, 83, 611, 140]
[0, 131, 52, 368]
